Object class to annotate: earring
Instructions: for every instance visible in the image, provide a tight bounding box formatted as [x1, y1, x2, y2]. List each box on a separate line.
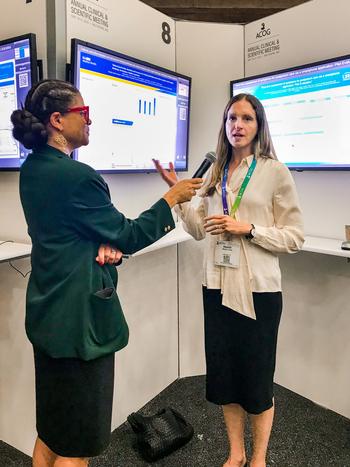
[53, 133, 68, 151]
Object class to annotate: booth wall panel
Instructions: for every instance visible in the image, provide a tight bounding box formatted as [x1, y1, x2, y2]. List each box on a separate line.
[0, 0, 179, 454]
[0, 0, 47, 453]
[176, 21, 244, 377]
[0, 0, 47, 71]
[0, 261, 34, 455]
[0, 0, 48, 244]
[245, 0, 350, 417]
[111, 245, 178, 428]
[278, 252, 350, 418]
[63, 0, 180, 438]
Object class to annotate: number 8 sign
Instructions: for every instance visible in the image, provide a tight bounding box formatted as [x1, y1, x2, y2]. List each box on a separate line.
[162, 22, 171, 44]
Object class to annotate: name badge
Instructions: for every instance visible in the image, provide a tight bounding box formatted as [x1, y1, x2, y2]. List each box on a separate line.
[214, 240, 240, 268]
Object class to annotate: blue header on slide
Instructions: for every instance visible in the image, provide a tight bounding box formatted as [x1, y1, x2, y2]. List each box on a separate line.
[0, 61, 15, 80]
[234, 60, 350, 100]
[80, 51, 177, 95]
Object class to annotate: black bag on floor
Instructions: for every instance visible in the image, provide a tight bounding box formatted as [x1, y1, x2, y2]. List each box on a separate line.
[127, 407, 194, 462]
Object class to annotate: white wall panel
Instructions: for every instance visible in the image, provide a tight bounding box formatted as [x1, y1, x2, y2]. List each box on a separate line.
[63, 0, 180, 432]
[244, 0, 350, 417]
[0, 0, 47, 453]
[245, 0, 349, 77]
[64, 0, 176, 219]
[112, 246, 178, 427]
[0, 260, 35, 455]
[245, 0, 350, 239]
[0, 0, 47, 72]
[3, 0, 349, 455]
[0, 0, 179, 454]
[65, 0, 175, 70]
[0, 0, 48, 244]
[278, 252, 350, 418]
[176, 21, 244, 377]
[0, 173, 29, 243]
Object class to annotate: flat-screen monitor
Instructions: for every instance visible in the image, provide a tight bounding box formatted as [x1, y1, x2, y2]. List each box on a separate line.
[0, 33, 38, 170]
[231, 54, 350, 170]
[70, 38, 191, 173]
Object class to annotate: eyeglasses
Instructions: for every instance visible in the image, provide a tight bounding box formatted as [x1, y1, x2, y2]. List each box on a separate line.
[66, 106, 90, 124]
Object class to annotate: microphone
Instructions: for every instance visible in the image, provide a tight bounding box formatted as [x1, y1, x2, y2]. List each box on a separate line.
[192, 151, 216, 178]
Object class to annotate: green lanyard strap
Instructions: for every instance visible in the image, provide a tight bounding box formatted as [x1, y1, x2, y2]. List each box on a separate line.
[221, 157, 257, 217]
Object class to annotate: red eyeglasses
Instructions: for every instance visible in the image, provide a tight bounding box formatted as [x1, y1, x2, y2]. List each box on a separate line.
[66, 106, 90, 124]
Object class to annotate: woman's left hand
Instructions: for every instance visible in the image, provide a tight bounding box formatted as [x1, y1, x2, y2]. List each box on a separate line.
[203, 215, 252, 236]
[96, 244, 123, 266]
[152, 159, 178, 187]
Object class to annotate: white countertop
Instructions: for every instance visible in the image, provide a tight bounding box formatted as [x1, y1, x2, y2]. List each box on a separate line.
[1, 229, 350, 263]
[134, 229, 350, 258]
[302, 235, 350, 258]
[0, 225, 191, 264]
[131, 222, 191, 256]
[0, 241, 32, 264]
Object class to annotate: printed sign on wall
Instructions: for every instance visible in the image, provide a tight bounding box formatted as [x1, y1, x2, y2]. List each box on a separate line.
[246, 22, 280, 63]
[69, 0, 109, 33]
[65, 0, 175, 74]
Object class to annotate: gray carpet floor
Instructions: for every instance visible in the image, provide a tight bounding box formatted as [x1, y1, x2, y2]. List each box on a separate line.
[1, 376, 349, 466]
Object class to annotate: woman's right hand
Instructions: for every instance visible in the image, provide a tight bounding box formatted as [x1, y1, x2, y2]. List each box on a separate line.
[153, 159, 202, 207]
[152, 159, 178, 187]
[163, 178, 202, 208]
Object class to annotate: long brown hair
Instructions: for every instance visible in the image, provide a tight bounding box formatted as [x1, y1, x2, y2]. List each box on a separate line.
[203, 93, 277, 196]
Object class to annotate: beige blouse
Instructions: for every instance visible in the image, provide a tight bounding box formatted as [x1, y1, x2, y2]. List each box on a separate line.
[176, 155, 304, 319]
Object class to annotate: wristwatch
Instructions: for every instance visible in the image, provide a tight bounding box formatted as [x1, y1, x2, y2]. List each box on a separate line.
[245, 224, 256, 240]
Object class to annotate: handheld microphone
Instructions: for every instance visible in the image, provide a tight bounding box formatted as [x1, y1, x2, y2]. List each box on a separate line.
[192, 151, 216, 178]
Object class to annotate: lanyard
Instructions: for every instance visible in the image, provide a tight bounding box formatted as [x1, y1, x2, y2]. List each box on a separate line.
[221, 157, 257, 216]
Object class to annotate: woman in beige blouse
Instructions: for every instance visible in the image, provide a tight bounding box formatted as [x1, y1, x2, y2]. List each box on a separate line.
[154, 93, 304, 467]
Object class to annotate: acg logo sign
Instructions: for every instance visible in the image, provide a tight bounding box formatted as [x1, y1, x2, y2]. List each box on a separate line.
[256, 23, 271, 39]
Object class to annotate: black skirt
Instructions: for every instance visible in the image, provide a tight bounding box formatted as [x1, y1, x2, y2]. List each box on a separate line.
[34, 349, 115, 458]
[203, 287, 282, 415]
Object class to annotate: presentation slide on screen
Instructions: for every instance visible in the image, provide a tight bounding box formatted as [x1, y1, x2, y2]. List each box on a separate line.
[0, 61, 18, 157]
[0, 38, 32, 169]
[75, 46, 190, 172]
[233, 58, 350, 168]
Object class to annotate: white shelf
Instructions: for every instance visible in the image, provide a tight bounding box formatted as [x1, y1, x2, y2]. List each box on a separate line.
[0, 228, 191, 264]
[303, 235, 350, 258]
[134, 231, 350, 259]
[132, 223, 192, 257]
[0, 241, 32, 264]
[1, 233, 348, 264]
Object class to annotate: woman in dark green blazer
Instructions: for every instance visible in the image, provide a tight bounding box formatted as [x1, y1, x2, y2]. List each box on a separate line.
[11, 79, 201, 467]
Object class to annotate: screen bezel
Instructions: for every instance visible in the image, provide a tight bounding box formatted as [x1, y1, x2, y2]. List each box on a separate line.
[0, 32, 38, 172]
[70, 38, 191, 174]
[230, 53, 350, 171]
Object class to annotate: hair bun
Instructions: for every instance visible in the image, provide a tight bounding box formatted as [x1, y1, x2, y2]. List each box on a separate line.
[11, 109, 48, 149]
[11, 79, 79, 150]
[23, 110, 32, 119]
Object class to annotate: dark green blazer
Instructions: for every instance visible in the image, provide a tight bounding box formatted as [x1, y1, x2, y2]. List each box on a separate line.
[20, 145, 175, 360]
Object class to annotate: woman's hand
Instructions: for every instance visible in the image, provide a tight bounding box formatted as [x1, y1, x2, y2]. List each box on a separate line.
[153, 159, 202, 207]
[96, 244, 123, 266]
[203, 215, 252, 236]
[163, 178, 202, 208]
[152, 159, 178, 187]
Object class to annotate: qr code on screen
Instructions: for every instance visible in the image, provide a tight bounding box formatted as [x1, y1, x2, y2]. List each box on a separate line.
[18, 73, 29, 88]
[179, 106, 187, 121]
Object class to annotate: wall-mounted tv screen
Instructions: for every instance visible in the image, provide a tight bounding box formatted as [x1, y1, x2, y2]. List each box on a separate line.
[0, 33, 38, 170]
[71, 38, 191, 173]
[231, 54, 350, 170]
